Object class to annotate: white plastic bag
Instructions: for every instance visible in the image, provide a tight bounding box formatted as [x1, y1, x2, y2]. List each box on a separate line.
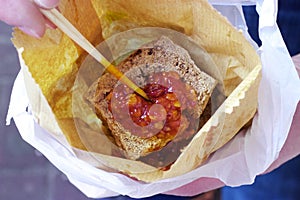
[7, 0, 300, 198]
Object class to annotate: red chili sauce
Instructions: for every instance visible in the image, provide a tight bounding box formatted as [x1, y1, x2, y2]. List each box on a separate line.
[107, 71, 198, 140]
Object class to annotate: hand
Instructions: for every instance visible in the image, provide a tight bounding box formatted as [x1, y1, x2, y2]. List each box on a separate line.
[292, 53, 300, 73]
[0, 0, 59, 38]
[165, 53, 300, 196]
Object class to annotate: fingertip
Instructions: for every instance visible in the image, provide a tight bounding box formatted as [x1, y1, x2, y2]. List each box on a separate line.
[21, 3, 47, 38]
[19, 26, 45, 38]
[34, 0, 60, 9]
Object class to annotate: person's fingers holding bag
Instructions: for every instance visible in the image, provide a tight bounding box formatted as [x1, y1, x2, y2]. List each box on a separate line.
[0, 0, 59, 38]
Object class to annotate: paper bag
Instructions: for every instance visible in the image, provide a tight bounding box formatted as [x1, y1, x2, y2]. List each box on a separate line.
[7, 0, 300, 198]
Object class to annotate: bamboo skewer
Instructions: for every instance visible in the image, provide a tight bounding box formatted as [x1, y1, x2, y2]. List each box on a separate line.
[40, 8, 149, 100]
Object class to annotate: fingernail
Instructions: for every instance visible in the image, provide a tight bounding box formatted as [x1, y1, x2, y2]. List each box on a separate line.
[35, 0, 59, 9]
[19, 27, 42, 38]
